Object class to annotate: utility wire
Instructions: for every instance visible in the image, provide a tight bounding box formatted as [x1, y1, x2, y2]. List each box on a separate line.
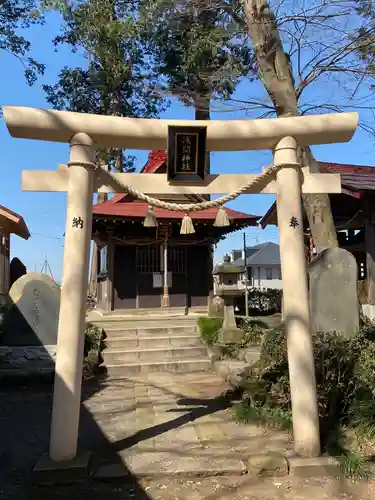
[30, 232, 63, 240]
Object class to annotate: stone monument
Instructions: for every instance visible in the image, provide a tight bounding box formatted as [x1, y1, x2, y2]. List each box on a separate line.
[0, 272, 61, 375]
[309, 248, 359, 338]
[213, 255, 244, 343]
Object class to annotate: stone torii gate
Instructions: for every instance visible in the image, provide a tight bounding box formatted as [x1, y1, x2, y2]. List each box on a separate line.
[3, 106, 358, 471]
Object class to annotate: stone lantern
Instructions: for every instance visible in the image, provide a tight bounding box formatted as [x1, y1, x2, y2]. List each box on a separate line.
[213, 255, 245, 343]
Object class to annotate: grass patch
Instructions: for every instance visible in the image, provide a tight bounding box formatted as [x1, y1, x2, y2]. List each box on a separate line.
[232, 319, 375, 479]
[339, 454, 374, 480]
[234, 399, 293, 431]
[197, 316, 223, 346]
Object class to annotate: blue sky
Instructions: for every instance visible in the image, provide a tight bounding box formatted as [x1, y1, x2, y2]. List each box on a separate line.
[1, 12, 374, 283]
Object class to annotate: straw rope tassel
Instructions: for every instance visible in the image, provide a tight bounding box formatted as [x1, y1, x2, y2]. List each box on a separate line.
[214, 207, 230, 227]
[143, 205, 158, 227]
[180, 213, 195, 234]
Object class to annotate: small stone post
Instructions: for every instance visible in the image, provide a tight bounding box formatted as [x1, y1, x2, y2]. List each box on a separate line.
[275, 137, 321, 457]
[213, 256, 244, 343]
[49, 133, 95, 462]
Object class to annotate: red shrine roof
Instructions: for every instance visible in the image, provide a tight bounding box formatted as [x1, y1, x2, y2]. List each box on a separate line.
[92, 151, 259, 226]
[93, 197, 258, 224]
[141, 150, 167, 173]
[0, 204, 30, 239]
[319, 162, 375, 196]
[260, 161, 375, 228]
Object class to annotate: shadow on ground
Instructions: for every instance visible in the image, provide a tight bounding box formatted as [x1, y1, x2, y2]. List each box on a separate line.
[0, 372, 151, 500]
[0, 369, 236, 500]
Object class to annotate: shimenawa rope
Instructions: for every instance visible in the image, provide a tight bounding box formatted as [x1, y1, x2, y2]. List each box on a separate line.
[67, 160, 285, 233]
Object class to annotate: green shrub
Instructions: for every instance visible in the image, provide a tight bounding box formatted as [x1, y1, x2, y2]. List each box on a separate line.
[242, 321, 265, 345]
[83, 323, 106, 378]
[236, 322, 375, 477]
[84, 322, 102, 357]
[197, 317, 223, 346]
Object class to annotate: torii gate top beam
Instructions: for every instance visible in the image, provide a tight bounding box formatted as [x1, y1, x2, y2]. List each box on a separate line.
[3, 106, 358, 151]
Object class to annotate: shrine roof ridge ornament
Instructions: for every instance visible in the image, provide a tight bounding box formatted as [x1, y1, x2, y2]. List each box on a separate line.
[3, 106, 358, 151]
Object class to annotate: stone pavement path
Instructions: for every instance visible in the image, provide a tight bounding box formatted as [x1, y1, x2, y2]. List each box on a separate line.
[83, 372, 292, 478]
[0, 371, 373, 499]
[141, 476, 374, 499]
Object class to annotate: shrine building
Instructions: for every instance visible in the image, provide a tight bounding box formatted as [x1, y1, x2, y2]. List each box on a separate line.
[0, 205, 30, 306]
[92, 151, 260, 312]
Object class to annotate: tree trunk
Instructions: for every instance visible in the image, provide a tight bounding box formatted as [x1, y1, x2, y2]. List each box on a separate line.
[195, 91, 211, 173]
[195, 91, 211, 200]
[243, 0, 338, 249]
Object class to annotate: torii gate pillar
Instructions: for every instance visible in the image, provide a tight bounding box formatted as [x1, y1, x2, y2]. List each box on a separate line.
[49, 133, 95, 462]
[275, 137, 320, 457]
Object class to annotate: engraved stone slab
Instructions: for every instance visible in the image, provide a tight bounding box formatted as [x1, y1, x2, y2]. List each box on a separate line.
[1, 272, 60, 346]
[309, 248, 359, 338]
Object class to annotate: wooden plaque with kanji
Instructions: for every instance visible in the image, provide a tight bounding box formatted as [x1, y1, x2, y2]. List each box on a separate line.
[167, 126, 207, 181]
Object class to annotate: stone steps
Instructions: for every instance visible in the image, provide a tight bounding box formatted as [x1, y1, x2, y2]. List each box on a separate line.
[105, 359, 211, 377]
[92, 313, 212, 376]
[104, 346, 208, 364]
[89, 314, 200, 331]
[104, 326, 198, 338]
[99, 306, 207, 317]
[105, 335, 202, 350]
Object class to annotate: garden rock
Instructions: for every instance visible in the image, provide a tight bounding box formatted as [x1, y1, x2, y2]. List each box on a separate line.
[238, 346, 261, 365]
[207, 346, 221, 363]
[214, 360, 247, 388]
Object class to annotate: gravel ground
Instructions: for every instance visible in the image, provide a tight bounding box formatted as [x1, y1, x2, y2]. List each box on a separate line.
[0, 379, 373, 500]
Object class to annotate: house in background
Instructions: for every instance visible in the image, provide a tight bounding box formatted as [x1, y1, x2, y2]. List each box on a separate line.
[231, 242, 282, 290]
[0, 205, 30, 305]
